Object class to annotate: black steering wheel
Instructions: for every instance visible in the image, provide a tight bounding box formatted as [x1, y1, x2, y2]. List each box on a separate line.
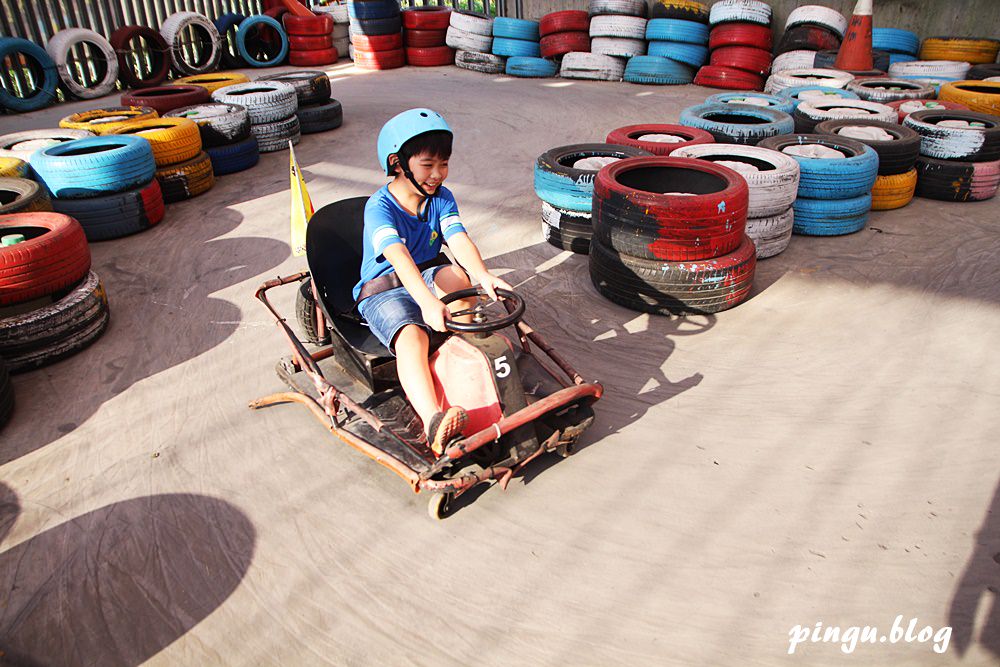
[440, 287, 525, 333]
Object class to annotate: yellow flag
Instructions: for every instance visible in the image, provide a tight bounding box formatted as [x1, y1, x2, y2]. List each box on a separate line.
[289, 142, 314, 257]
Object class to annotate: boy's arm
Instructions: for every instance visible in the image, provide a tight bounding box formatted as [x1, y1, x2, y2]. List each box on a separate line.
[446, 232, 512, 301]
[382, 242, 451, 332]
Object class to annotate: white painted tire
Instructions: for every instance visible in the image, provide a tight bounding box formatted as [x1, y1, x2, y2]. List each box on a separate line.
[449, 11, 493, 36]
[559, 52, 626, 81]
[211, 81, 297, 124]
[333, 37, 350, 58]
[165, 103, 249, 145]
[0, 129, 94, 162]
[846, 78, 936, 103]
[314, 4, 350, 23]
[589, 15, 647, 40]
[455, 50, 505, 73]
[589, 0, 646, 17]
[591, 37, 646, 58]
[771, 50, 816, 73]
[446, 26, 493, 53]
[903, 112, 997, 161]
[161, 11, 221, 76]
[332, 22, 349, 39]
[252, 115, 301, 153]
[709, 0, 772, 26]
[888, 60, 972, 80]
[746, 208, 794, 258]
[45, 29, 119, 100]
[671, 143, 801, 218]
[785, 5, 847, 38]
[765, 68, 854, 94]
[796, 99, 897, 127]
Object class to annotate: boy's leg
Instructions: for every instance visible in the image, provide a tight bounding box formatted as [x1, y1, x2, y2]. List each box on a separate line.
[433, 265, 476, 322]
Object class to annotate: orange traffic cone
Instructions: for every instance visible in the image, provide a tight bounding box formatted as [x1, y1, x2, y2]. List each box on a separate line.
[834, 0, 874, 71]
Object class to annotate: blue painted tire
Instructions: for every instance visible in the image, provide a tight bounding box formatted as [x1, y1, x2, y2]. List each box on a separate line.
[888, 53, 918, 65]
[758, 134, 879, 199]
[646, 40, 708, 67]
[236, 15, 289, 67]
[645, 19, 709, 45]
[493, 17, 540, 41]
[492, 36, 540, 58]
[778, 85, 860, 110]
[0, 38, 58, 113]
[872, 28, 919, 55]
[706, 92, 794, 115]
[205, 134, 260, 175]
[792, 194, 871, 236]
[534, 143, 651, 212]
[680, 103, 794, 145]
[348, 0, 401, 20]
[214, 13, 248, 69]
[31, 136, 157, 198]
[623, 56, 694, 84]
[506, 56, 557, 78]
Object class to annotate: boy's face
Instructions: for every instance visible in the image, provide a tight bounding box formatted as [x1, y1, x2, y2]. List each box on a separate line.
[396, 151, 449, 196]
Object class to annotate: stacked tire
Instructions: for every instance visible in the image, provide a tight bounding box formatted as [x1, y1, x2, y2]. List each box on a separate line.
[695, 0, 773, 91]
[888, 98, 969, 123]
[772, 5, 845, 74]
[32, 135, 164, 240]
[0, 178, 52, 215]
[816, 119, 920, 210]
[873, 28, 920, 67]
[109, 117, 213, 204]
[589, 0, 647, 63]
[680, 102, 793, 145]
[938, 80, 1000, 117]
[758, 134, 878, 236]
[636, 16, 708, 85]
[589, 157, 755, 314]
[792, 98, 895, 133]
[257, 71, 342, 135]
[166, 103, 259, 177]
[534, 143, 651, 253]
[0, 129, 95, 163]
[121, 85, 211, 115]
[449, 11, 498, 73]
[349, 0, 404, 70]
[284, 10, 338, 66]
[539, 10, 591, 60]
[606, 123, 713, 156]
[493, 18, 541, 72]
[765, 68, 854, 95]
[314, 3, 351, 58]
[904, 109, 1000, 202]
[213, 81, 299, 153]
[403, 6, 454, 67]
[846, 78, 935, 104]
[919, 37, 1000, 65]
[0, 213, 109, 373]
[887, 60, 971, 88]
[672, 144, 799, 257]
[779, 85, 859, 111]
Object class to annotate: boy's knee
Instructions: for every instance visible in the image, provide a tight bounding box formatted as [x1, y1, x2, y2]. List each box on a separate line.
[393, 324, 429, 351]
[435, 265, 472, 292]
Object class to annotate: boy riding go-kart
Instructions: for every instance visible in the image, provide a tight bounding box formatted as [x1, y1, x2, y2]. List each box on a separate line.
[251, 109, 602, 518]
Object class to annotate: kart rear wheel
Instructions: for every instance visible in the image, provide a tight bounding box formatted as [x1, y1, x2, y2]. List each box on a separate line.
[427, 492, 453, 520]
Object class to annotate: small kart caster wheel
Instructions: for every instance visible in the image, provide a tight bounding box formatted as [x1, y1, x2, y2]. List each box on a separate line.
[555, 443, 574, 458]
[427, 492, 453, 520]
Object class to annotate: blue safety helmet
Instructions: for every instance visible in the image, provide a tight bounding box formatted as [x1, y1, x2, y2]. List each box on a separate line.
[376, 108, 453, 176]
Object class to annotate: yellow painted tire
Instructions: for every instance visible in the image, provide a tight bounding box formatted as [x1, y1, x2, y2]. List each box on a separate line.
[0, 157, 30, 179]
[871, 169, 917, 210]
[155, 151, 215, 203]
[938, 80, 1000, 117]
[919, 38, 1000, 65]
[171, 72, 250, 93]
[0, 177, 52, 214]
[59, 106, 159, 135]
[109, 117, 202, 167]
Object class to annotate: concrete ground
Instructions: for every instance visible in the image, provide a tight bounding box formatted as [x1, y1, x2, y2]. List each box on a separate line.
[1, 63, 998, 666]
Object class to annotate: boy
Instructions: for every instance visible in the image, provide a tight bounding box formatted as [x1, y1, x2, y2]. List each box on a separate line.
[354, 108, 512, 454]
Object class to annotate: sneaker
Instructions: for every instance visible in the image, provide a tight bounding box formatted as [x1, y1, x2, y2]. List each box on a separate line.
[426, 406, 468, 455]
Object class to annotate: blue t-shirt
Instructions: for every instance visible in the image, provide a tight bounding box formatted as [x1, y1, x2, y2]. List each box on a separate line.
[353, 184, 467, 300]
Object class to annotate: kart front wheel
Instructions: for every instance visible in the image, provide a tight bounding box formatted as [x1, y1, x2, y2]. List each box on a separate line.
[427, 492, 453, 521]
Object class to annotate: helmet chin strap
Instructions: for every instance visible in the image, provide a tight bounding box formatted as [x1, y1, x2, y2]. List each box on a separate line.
[395, 150, 435, 222]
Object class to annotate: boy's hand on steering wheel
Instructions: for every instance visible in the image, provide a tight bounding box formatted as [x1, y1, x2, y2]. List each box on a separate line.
[477, 272, 513, 302]
[419, 296, 452, 333]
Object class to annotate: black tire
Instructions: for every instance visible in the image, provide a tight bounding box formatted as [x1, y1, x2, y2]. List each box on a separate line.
[0, 178, 51, 214]
[205, 135, 260, 176]
[50, 179, 165, 241]
[256, 70, 331, 106]
[904, 109, 1000, 163]
[350, 15, 403, 36]
[165, 103, 251, 148]
[914, 155, 1000, 202]
[0, 356, 13, 429]
[776, 24, 841, 55]
[296, 279, 330, 345]
[968, 63, 1000, 80]
[541, 202, 592, 254]
[813, 48, 889, 72]
[0, 271, 110, 373]
[297, 99, 343, 134]
[214, 13, 248, 69]
[588, 236, 756, 315]
[814, 119, 921, 175]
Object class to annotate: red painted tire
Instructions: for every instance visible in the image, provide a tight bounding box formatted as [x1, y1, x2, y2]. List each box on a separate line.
[0, 212, 91, 306]
[403, 29, 447, 48]
[110, 26, 171, 89]
[283, 13, 334, 36]
[402, 7, 452, 30]
[592, 156, 750, 261]
[605, 124, 714, 156]
[776, 24, 840, 54]
[540, 10, 590, 36]
[888, 99, 970, 123]
[351, 32, 403, 51]
[708, 23, 772, 51]
[289, 34, 333, 50]
[405, 46, 455, 67]
[121, 85, 210, 115]
[540, 31, 590, 58]
[289, 48, 339, 66]
[709, 46, 772, 76]
[694, 65, 764, 91]
[353, 47, 405, 70]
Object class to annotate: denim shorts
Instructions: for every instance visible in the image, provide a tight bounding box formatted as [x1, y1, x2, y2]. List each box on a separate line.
[357, 266, 444, 355]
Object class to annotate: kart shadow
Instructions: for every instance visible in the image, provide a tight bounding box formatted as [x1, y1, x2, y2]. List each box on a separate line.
[0, 490, 255, 667]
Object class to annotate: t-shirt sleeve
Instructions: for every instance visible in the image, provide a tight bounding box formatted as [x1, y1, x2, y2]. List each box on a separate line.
[365, 199, 402, 257]
[437, 186, 466, 241]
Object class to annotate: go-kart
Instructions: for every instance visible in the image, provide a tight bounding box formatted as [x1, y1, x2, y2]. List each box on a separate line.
[250, 197, 603, 518]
